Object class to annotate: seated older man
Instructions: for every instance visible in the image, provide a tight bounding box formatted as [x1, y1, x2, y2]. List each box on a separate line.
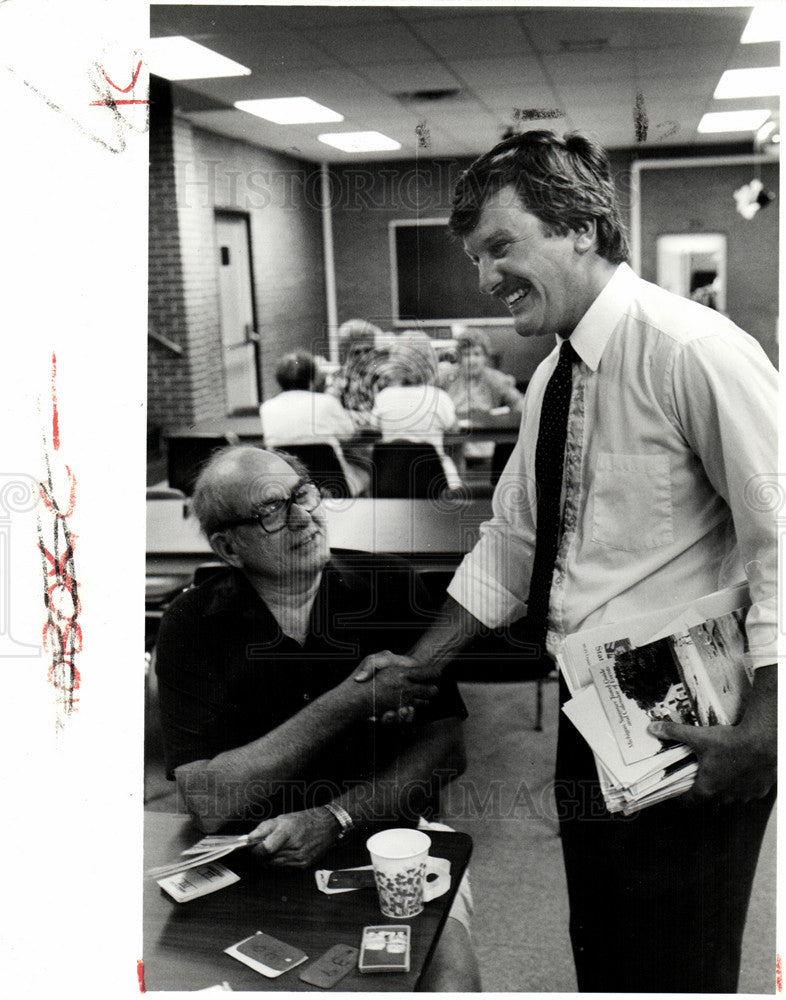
[155, 445, 480, 990]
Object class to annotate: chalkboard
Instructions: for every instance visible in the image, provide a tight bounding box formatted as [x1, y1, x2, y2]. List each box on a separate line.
[391, 220, 510, 322]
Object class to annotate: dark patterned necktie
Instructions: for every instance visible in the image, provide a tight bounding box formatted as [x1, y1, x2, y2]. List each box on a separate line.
[526, 339, 578, 652]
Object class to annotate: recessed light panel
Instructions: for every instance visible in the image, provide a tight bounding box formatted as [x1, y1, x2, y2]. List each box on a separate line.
[148, 36, 251, 81]
[714, 66, 781, 99]
[698, 109, 771, 133]
[318, 131, 402, 153]
[741, 6, 785, 43]
[234, 97, 344, 124]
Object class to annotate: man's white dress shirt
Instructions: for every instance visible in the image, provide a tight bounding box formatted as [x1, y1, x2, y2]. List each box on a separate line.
[448, 263, 777, 670]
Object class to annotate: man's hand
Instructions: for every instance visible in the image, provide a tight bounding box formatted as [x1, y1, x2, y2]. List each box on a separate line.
[247, 807, 338, 867]
[647, 664, 776, 805]
[343, 652, 438, 723]
[353, 650, 417, 682]
[353, 651, 440, 723]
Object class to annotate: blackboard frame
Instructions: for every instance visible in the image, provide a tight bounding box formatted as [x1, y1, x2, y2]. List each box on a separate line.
[389, 218, 513, 327]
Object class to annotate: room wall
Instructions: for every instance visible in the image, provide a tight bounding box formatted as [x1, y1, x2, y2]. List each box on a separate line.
[148, 78, 327, 437]
[637, 159, 779, 365]
[189, 130, 328, 402]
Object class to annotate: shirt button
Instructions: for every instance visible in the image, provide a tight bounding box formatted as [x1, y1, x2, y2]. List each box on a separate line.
[303, 693, 310, 701]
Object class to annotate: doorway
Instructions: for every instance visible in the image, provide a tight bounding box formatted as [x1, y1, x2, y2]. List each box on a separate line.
[215, 212, 260, 414]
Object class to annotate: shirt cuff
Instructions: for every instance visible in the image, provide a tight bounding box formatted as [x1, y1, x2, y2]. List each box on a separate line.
[447, 556, 527, 630]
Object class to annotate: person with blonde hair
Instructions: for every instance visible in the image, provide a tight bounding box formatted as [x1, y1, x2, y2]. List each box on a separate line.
[325, 319, 388, 424]
[372, 331, 462, 491]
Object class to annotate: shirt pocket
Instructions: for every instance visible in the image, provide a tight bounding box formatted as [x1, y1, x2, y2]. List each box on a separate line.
[591, 453, 673, 552]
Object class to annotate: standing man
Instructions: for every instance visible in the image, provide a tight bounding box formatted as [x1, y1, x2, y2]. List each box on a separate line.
[356, 130, 777, 992]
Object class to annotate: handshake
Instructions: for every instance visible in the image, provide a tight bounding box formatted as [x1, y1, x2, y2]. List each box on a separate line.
[351, 651, 439, 724]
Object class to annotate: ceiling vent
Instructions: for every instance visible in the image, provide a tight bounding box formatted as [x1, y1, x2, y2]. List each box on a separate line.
[394, 88, 463, 105]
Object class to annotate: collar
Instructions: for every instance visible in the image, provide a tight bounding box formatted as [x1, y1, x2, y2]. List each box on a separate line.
[201, 567, 264, 618]
[199, 557, 348, 619]
[560, 262, 638, 372]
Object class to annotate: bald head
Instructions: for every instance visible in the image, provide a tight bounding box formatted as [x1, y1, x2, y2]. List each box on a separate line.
[192, 446, 310, 539]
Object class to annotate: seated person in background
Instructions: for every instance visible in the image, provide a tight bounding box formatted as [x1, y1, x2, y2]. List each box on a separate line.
[155, 445, 480, 990]
[448, 327, 525, 415]
[325, 318, 389, 428]
[436, 343, 460, 391]
[447, 327, 526, 461]
[372, 331, 463, 491]
[260, 351, 369, 497]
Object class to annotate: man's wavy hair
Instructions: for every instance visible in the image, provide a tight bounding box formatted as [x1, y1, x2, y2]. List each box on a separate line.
[449, 130, 629, 264]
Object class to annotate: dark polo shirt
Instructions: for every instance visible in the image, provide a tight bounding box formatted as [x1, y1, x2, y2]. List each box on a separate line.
[155, 556, 466, 821]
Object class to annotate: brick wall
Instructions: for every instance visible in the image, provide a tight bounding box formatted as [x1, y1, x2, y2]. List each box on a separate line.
[148, 77, 327, 437]
[148, 77, 195, 429]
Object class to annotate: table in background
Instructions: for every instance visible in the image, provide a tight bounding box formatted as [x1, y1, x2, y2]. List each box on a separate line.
[146, 496, 492, 576]
[168, 409, 520, 448]
[143, 811, 472, 992]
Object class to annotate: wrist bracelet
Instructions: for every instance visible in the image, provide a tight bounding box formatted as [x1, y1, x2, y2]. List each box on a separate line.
[323, 802, 354, 840]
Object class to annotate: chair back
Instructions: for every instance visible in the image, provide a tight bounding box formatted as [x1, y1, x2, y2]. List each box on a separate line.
[490, 441, 516, 486]
[166, 433, 239, 496]
[371, 440, 448, 499]
[276, 443, 351, 499]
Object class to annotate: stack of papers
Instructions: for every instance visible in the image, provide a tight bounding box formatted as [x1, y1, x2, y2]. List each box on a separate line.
[557, 585, 752, 814]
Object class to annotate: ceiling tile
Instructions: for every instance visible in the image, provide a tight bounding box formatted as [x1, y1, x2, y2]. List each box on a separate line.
[300, 23, 436, 66]
[543, 49, 638, 84]
[359, 60, 464, 94]
[450, 56, 550, 90]
[518, 6, 748, 52]
[406, 13, 535, 59]
[632, 45, 729, 80]
[282, 7, 397, 29]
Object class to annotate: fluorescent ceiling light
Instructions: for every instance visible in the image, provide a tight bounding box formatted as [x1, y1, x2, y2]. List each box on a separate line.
[234, 97, 343, 124]
[148, 36, 250, 80]
[714, 66, 781, 99]
[698, 109, 771, 133]
[318, 131, 401, 152]
[742, 6, 785, 43]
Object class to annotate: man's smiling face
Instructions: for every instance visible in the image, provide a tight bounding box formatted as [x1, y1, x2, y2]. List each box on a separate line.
[463, 185, 594, 339]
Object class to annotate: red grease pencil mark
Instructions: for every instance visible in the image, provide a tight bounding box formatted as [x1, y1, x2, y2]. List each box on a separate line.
[50, 352, 60, 451]
[137, 959, 146, 993]
[89, 99, 148, 106]
[776, 953, 782, 992]
[37, 356, 81, 734]
[102, 61, 142, 93]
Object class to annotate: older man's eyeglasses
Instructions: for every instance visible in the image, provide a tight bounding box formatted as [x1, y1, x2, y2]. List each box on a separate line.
[213, 480, 321, 535]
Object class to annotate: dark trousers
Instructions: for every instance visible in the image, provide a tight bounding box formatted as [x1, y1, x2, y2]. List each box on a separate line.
[556, 684, 775, 993]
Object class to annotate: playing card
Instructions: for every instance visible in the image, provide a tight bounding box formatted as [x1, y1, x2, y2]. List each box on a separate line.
[147, 844, 239, 879]
[181, 834, 249, 856]
[299, 944, 359, 988]
[157, 861, 240, 902]
[225, 931, 308, 978]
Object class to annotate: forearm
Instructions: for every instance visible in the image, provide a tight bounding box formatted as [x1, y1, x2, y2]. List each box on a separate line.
[407, 596, 484, 678]
[332, 718, 466, 828]
[175, 684, 366, 831]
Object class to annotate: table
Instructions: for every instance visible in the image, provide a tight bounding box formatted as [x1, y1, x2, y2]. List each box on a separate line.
[168, 409, 521, 447]
[146, 496, 492, 576]
[143, 811, 472, 992]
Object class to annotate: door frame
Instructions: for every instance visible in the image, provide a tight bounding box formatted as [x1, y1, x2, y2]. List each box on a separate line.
[214, 208, 262, 407]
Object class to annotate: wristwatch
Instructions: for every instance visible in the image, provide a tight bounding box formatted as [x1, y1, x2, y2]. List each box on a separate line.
[323, 802, 354, 840]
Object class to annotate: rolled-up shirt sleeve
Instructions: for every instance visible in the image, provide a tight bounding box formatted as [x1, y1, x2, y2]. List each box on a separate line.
[447, 433, 537, 629]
